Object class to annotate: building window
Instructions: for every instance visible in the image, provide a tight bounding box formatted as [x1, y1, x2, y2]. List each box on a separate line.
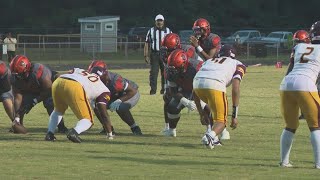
[85, 24, 96, 31]
[105, 23, 114, 31]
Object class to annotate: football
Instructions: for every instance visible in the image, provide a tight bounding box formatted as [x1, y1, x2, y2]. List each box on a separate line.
[12, 123, 28, 134]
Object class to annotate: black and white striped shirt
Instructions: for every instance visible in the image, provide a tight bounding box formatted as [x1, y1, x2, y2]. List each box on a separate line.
[145, 27, 171, 52]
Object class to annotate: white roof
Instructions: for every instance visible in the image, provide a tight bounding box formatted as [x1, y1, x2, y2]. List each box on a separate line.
[78, 16, 120, 23]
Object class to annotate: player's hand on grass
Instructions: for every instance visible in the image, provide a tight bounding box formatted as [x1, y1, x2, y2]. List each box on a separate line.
[230, 118, 238, 130]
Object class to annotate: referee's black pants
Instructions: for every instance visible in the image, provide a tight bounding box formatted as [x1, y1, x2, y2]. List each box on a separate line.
[149, 52, 164, 94]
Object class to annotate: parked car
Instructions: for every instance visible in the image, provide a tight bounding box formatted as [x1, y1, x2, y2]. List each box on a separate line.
[260, 31, 293, 48]
[128, 27, 150, 42]
[224, 30, 261, 45]
[178, 30, 193, 44]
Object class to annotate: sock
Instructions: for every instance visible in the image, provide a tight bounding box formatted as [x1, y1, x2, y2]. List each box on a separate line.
[74, 119, 92, 134]
[48, 111, 63, 133]
[310, 130, 320, 167]
[206, 125, 211, 133]
[130, 123, 137, 128]
[280, 129, 294, 164]
[165, 123, 169, 130]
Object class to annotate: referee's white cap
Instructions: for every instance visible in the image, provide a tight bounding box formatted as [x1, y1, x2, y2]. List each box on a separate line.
[155, 14, 164, 21]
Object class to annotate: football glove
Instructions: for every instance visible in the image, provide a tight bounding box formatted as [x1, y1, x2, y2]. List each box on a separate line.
[109, 99, 122, 112]
[180, 97, 196, 111]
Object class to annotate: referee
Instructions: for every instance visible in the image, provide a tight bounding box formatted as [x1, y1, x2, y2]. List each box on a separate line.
[144, 14, 171, 95]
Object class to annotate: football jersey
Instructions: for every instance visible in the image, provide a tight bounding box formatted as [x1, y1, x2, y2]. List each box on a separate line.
[194, 57, 246, 92]
[167, 58, 203, 93]
[198, 33, 221, 54]
[287, 43, 320, 82]
[11, 63, 52, 94]
[0, 61, 11, 94]
[181, 45, 200, 60]
[61, 68, 110, 106]
[107, 71, 138, 101]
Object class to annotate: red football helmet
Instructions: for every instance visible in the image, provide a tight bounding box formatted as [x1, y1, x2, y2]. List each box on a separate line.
[160, 33, 182, 63]
[293, 30, 310, 44]
[310, 21, 320, 43]
[162, 33, 181, 50]
[87, 60, 107, 72]
[167, 49, 189, 72]
[10, 55, 31, 79]
[193, 18, 211, 39]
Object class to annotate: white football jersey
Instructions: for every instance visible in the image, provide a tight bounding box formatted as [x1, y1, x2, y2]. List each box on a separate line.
[194, 57, 246, 92]
[288, 43, 320, 82]
[60, 68, 110, 106]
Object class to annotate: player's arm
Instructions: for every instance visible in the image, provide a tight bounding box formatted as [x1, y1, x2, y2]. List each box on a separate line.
[231, 78, 240, 129]
[96, 92, 113, 136]
[37, 73, 53, 103]
[286, 48, 296, 75]
[119, 83, 137, 102]
[144, 30, 151, 64]
[12, 87, 23, 120]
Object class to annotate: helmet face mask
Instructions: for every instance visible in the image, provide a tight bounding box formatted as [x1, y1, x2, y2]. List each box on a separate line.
[193, 18, 211, 39]
[10, 55, 31, 80]
[192, 26, 202, 39]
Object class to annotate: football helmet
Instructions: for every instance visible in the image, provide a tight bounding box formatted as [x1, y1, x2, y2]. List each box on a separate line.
[192, 18, 211, 39]
[166, 49, 189, 81]
[217, 45, 236, 59]
[10, 55, 31, 79]
[88, 60, 107, 72]
[293, 30, 310, 44]
[160, 33, 182, 63]
[310, 21, 320, 42]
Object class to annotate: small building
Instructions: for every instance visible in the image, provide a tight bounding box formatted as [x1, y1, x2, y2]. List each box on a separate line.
[78, 16, 120, 53]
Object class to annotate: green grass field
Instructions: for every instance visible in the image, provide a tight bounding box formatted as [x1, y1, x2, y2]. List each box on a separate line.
[0, 66, 319, 179]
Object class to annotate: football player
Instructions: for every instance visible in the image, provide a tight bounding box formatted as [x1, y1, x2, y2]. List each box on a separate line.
[45, 68, 113, 143]
[190, 18, 221, 61]
[163, 49, 230, 139]
[88, 61, 143, 135]
[0, 61, 14, 122]
[193, 45, 246, 149]
[279, 21, 320, 168]
[10, 55, 68, 132]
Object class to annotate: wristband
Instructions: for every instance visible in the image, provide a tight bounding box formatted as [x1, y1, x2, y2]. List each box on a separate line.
[196, 46, 203, 52]
[232, 106, 238, 118]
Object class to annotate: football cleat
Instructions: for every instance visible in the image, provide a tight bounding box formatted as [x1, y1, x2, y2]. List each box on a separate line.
[202, 132, 221, 149]
[220, 128, 230, 140]
[131, 126, 143, 135]
[163, 128, 176, 137]
[66, 128, 82, 143]
[45, 132, 57, 141]
[279, 162, 293, 168]
[315, 165, 320, 169]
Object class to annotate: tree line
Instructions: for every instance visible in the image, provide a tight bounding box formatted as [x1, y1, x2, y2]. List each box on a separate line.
[0, 0, 318, 35]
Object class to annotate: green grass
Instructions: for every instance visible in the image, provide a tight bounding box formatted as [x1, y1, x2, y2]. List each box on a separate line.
[13, 47, 291, 66]
[0, 66, 318, 179]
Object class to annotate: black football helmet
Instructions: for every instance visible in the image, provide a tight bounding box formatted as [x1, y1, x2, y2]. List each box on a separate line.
[217, 45, 236, 59]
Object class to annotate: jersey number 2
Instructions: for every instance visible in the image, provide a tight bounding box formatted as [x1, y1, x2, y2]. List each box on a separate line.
[300, 47, 314, 63]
